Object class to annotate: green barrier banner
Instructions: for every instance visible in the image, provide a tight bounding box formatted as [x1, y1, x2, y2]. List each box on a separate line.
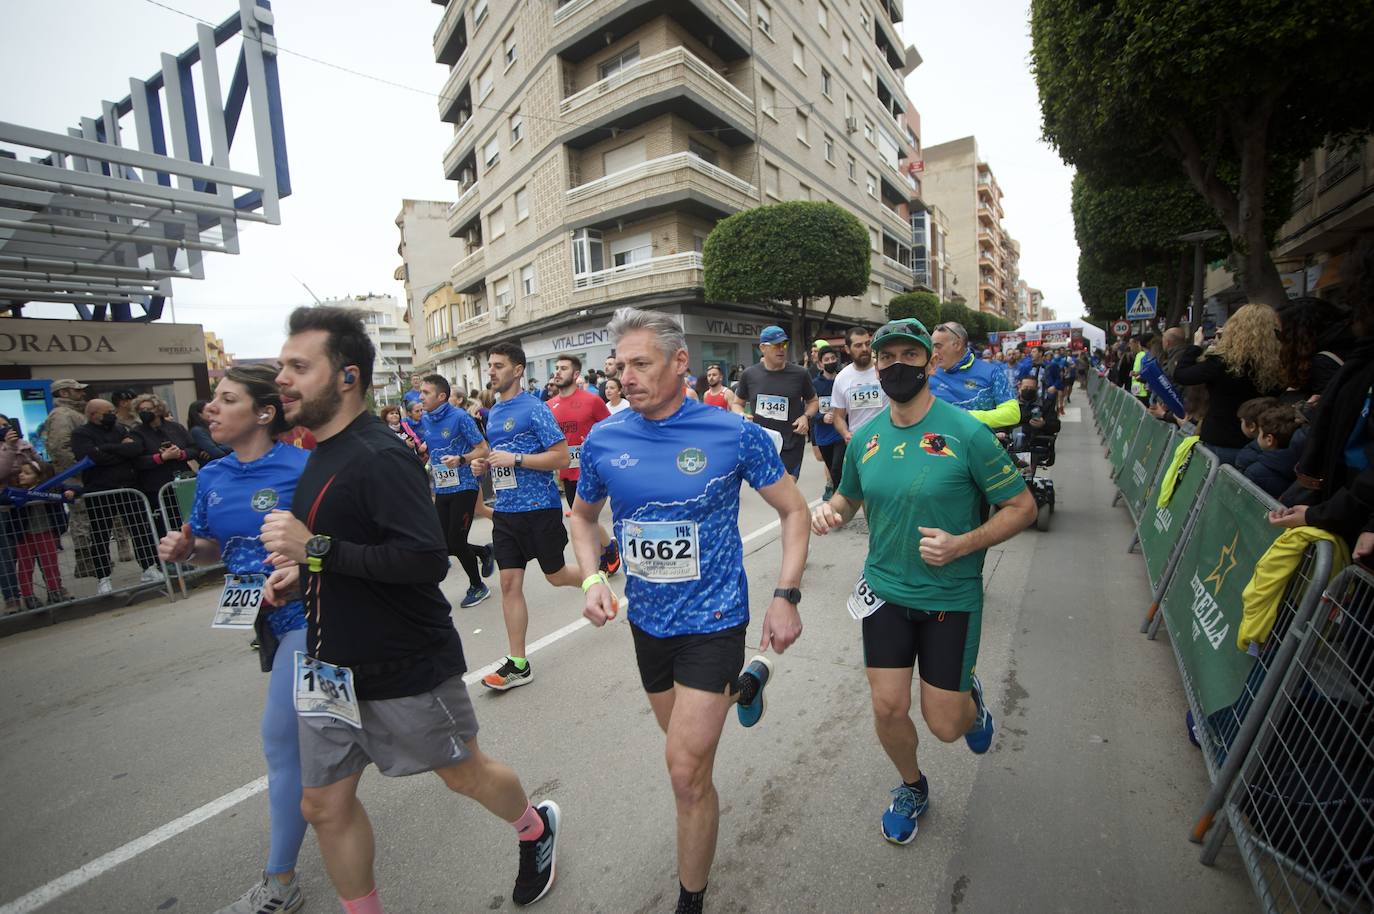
[1160, 468, 1280, 716]
[1118, 416, 1174, 522]
[1139, 437, 1210, 587]
[1109, 397, 1146, 474]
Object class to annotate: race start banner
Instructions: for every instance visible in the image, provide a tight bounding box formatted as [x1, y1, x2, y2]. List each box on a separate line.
[1160, 468, 1281, 716]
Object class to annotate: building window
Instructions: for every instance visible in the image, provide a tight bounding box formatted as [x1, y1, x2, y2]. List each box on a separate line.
[610, 232, 653, 267]
[879, 130, 901, 169]
[860, 8, 870, 28]
[799, 182, 812, 201]
[864, 119, 874, 144]
[473, 0, 488, 29]
[844, 94, 853, 120]
[818, 1, 830, 32]
[598, 44, 640, 81]
[824, 134, 834, 163]
[757, 1, 772, 37]
[478, 63, 493, 102]
[760, 79, 776, 119]
[494, 276, 512, 309]
[765, 161, 780, 197]
[521, 264, 537, 296]
[847, 156, 856, 182]
[796, 109, 809, 145]
[842, 31, 851, 60]
[821, 68, 832, 98]
[483, 136, 500, 169]
[572, 228, 605, 275]
[503, 30, 517, 68]
[870, 280, 881, 307]
[509, 111, 524, 145]
[866, 172, 877, 197]
[862, 62, 873, 89]
[688, 139, 719, 166]
[515, 186, 529, 222]
[602, 137, 646, 175]
[489, 202, 506, 239]
[792, 37, 806, 72]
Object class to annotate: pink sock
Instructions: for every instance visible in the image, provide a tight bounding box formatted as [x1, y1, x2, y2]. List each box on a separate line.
[512, 803, 545, 842]
[340, 887, 383, 914]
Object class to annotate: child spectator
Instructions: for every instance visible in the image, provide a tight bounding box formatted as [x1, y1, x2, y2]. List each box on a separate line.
[1235, 396, 1279, 472]
[1245, 406, 1302, 498]
[11, 458, 77, 609]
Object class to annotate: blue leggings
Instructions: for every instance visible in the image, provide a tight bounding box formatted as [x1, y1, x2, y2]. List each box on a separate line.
[264, 628, 308, 874]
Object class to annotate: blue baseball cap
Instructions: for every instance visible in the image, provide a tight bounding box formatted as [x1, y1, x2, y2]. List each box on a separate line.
[759, 325, 789, 344]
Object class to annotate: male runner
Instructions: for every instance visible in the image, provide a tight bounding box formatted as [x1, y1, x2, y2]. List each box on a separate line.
[259, 307, 560, 913]
[830, 325, 887, 443]
[732, 325, 817, 478]
[470, 342, 583, 690]
[418, 373, 495, 608]
[700, 364, 738, 410]
[810, 345, 845, 501]
[811, 318, 1035, 846]
[548, 355, 620, 574]
[571, 307, 809, 914]
[928, 322, 1020, 428]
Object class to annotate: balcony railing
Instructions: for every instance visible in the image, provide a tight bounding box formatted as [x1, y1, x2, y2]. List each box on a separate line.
[433, 3, 467, 66]
[454, 311, 491, 334]
[559, 45, 751, 117]
[451, 247, 487, 289]
[442, 117, 476, 176]
[446, 182, 482, 236]
[881, 254, 912, 275]
[567, 151, 756, 206]
[573, 252, 703, 291]
[553, 0, 593, 23]
[879, 203, 910, 236]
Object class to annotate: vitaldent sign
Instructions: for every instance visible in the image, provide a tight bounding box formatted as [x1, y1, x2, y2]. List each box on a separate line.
[0, 318, 206, 367]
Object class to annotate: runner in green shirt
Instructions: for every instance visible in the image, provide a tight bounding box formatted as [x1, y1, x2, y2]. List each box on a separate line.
[811, 318, 1036, 847]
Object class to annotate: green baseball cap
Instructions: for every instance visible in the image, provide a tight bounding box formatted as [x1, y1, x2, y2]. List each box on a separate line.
[872, 318, 933, 354]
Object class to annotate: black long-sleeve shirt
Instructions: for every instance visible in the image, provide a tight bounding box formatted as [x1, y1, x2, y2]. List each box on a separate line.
[293, 410, 465, 699]
[69, 421, 145, 491]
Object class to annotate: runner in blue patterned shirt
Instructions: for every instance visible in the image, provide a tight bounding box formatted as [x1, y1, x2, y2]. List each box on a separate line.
[928, 322, 1020, 429]
[471, 342, 583, 691]
[570, 307, 809, 914]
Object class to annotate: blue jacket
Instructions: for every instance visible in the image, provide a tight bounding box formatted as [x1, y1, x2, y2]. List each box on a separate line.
[1244, 443, 1301, 498]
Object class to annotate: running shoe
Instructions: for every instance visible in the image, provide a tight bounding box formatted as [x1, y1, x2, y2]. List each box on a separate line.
[96, 577, 113, 595]
[480, 544, 496, 578]
[965, 672, 995, 754]
[880, 776, 929, 845]
[735, 655, 774, 728]
[214, 871, 303, 914]
[512, 800, 560, 906]
[483, 657, 533, 691]
[599, 539, 622, 576]
[460, 583, 491, 608]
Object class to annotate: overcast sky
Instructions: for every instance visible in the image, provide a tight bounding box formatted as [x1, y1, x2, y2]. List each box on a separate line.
[1, 0, 1080, 356]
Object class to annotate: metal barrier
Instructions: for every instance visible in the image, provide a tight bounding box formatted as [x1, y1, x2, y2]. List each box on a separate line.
[1140, 442, 1222, 627]
[1204, 564, 1373, 913]
[1117, 412, 1178, 525]
[156, 477, 224, 597]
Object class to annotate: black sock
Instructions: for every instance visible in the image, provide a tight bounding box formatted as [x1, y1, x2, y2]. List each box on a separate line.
[904, 774, 925, 791]
[677, 883, 706, 914]
[735, 673, 757, 706]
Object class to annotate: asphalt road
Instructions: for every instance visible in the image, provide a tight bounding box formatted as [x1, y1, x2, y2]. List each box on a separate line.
[0, 402, 1259, 914]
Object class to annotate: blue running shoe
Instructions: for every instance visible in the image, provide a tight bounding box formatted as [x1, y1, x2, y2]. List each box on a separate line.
[965, 672, 995, 754]
[460, 583, 491, 608]
[480, 545, 495, 579]
[881, 777, 929, 845]
[735, 655, 773, 728]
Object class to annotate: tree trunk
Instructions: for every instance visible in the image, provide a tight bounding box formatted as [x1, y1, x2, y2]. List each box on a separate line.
[791, 297, 806, 363]
[1233, 101, 1288, 308]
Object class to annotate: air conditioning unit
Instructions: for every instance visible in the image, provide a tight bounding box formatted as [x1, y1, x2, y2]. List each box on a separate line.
[495, 303, 513, 321]
[844, 117, 858, 134]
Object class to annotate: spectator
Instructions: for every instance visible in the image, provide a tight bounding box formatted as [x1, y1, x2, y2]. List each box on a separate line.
[69, 399, 162, 592]
[1234, 397, 1280, 473]
[401, 373, 424, 408]
[1128, 335, 1151, 406]
[1276, 296, 1353, 405]
[1150, 383, 1209, 437]
[187, 399, 231, 464]
[379, 404, 422, 455]
[1, 414, 40, 612]
[406, 399, 425, 426]
[129, 394, 196, 533]
[604, 377, 631, 414]
[1245, 406, 1302, 498]
[10, 458, 76, 609]
[1161, 327, 1190, 380]
[1010, 376, 1062, 450]
[112, 388, 140, 426]
[1173, 303, 1283, 465]
[40, 378, 88, 472]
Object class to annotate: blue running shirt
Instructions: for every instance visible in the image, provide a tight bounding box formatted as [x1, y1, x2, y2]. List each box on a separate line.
[486, 391, 565, 512]
[418, 401, 485, 493]
[577, 398, 785, 637]
[189, 441, 310, 636]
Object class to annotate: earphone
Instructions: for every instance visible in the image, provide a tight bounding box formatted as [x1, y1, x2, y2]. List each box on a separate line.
[344, 370, 356, 384]
[259, 413, 269, 420]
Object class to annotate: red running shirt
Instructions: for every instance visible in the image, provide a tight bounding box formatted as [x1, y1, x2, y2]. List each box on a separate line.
[549, 390, 610, 480]
[703, 388, 730, 409]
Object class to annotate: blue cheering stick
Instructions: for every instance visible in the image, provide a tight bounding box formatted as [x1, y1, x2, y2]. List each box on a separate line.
[0, 457, 93, 507]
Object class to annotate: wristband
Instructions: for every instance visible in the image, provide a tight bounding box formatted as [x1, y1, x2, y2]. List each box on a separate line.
[153, 453, 163, 465]
[581, 572, 608, 592]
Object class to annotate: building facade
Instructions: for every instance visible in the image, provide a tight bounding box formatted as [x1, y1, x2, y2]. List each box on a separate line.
[912, 202, 951, 301]
[396, 199, 473, 385]
[204, 330, 233, 379]
[1273, 136, 1374, 302]
[427, 0, 924, 380]
[317, 294, 413, 404]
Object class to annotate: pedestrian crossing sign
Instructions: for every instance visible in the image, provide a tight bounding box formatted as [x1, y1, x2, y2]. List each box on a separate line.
[1124, 286, 1158, 320]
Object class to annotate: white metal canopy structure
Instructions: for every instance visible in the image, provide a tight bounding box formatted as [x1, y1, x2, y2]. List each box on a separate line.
[0, 0, 290, 322]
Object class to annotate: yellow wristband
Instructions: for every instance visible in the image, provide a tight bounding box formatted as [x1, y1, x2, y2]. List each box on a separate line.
[581, 572, 608, 592]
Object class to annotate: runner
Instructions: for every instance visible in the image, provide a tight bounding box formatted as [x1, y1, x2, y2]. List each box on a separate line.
[928, 321, 1020, 428]
[733, 325, 818, 478]
[830, 325, 887, 444]
[156, 364, 312, 914]
[470, 342, 583, 691]
[417, 373, 495, 608]
[547, 355, 621, 575]
[810, 318, 1035, 847]
[810, 345, 845, 501]
[571, 307, 808, 914]
[260, 307, 560, 912]
[700, 365, 738, 411]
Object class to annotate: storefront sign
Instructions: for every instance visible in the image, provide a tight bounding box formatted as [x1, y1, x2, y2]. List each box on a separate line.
[0, 317, 206, 366]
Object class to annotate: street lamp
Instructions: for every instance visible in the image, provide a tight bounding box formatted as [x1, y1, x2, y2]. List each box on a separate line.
[1177, 229, 1225, 329]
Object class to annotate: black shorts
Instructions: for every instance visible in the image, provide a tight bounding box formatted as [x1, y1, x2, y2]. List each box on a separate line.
[861, 602, 981, 692]
[631, 622, 746, 694]
[819, 440, 846, 488]
[492, 508, 568, 574]
[562, 478, 577, 508]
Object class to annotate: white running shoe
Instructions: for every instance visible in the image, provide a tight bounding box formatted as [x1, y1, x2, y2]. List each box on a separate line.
[140, 565, 165, 584]
[96, 577, 113, 595]
[215, 872, 303, 914]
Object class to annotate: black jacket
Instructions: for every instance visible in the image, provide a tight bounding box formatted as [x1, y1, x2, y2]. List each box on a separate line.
[1244, 443, 1300, 499]
[1298, 338, 1374, 540]
[69, 421, 146, 492]
[129, 419, 197, 495]
[1016, 395, 1062, 437]
[1172, 348, 1278, 449]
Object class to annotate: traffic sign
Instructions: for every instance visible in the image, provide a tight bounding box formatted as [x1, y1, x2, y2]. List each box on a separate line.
[1111, 320, 1131, 337]
[1124, 286, 1158, 320]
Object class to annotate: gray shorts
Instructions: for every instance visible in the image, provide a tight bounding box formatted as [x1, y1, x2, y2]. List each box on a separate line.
[297, 674, 480, 788]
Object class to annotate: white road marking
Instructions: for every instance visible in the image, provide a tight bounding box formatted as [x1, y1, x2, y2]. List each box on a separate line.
[1061, 407, 1082, 423]
[0, 508, 805, 914]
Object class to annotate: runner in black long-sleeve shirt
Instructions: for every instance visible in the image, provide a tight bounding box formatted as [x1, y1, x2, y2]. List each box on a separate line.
[259, 307, 560, 913]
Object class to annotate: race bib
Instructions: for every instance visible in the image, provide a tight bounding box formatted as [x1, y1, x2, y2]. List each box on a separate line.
[846, 573, 886, 621]
[762, 427, 784, 454]
[850, 385, 883, 408]
[294, 652, 361, 727]
[433, 463, 461, 490]
[568, 444, 581, 470]
[212, 573, 264, 629]
[623, 520, 700, 583]
[492, 464, 518, 491]
[819, 395, 832, 413]
[755, 394, 789, 421]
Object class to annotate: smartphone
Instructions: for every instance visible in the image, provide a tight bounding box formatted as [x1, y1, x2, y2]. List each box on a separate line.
[5, 417, 21, 439]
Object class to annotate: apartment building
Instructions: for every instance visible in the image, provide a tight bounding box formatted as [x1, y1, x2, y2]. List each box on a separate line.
[1273, 136, 1374, 301]
[396, 199, 472, 385]
[912, 202, 951, 301]
[317, 294, 413, 402]
[203, 330, 232, 378]
[427, 0, 923, 380]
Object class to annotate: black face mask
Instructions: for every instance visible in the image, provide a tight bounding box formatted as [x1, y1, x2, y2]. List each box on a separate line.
[878, 362, 928, 404]
[821, 361, 839, 375]
[100, 413, 117, 430]
[1019, 390, 1038, 403]
[138, 410, 157, 425]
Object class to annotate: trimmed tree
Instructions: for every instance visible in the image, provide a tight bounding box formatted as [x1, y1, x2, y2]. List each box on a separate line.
[704, 201, 870, 359]
[1031, 0, 1374, 307]
[888, 291, 940, 329]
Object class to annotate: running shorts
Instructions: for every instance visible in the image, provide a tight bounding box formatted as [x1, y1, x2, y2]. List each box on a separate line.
[630, 621, 746, 694]
[861, 603, 981, 692]
[492, 508, 568, 574]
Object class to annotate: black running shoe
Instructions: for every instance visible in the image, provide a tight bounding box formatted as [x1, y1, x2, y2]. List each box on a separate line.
[513, 800, 560, 906]
[480, 544, 496, 578]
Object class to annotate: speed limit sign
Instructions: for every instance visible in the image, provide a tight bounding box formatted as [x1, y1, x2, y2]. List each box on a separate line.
[1111, 320, 1130, 337]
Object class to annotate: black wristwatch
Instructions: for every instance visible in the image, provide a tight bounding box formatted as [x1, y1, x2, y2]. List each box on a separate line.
[305, 534, 332, 573]
[773, 587, 801, 605]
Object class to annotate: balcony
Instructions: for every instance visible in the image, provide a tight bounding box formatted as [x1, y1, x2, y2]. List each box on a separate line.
[446, 182, 482, 237]
[879, 202, 910, 237]
[442, 118, 476, 179]
[451, 247, 487, 293]
[565, 152, 757, 228]
[433, 2, 467, 66]
[881, 254, 913, 276]
[454, 310, 492, 339]
[553, 0, 749, 62]
[560, 46, 754, 147]
[439, 68, 472, 124]
[570, 252, 704, 304]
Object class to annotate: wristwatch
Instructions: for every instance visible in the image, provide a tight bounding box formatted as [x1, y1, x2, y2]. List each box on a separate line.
[457, 453, 466, 466]
[773, 587, 802, 605]
[305, 534, 332, 573]
[515, 453, 524, 467]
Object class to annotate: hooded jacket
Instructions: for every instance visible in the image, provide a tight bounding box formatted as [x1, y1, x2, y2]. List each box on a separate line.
[1297, 337, 1374, 541]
